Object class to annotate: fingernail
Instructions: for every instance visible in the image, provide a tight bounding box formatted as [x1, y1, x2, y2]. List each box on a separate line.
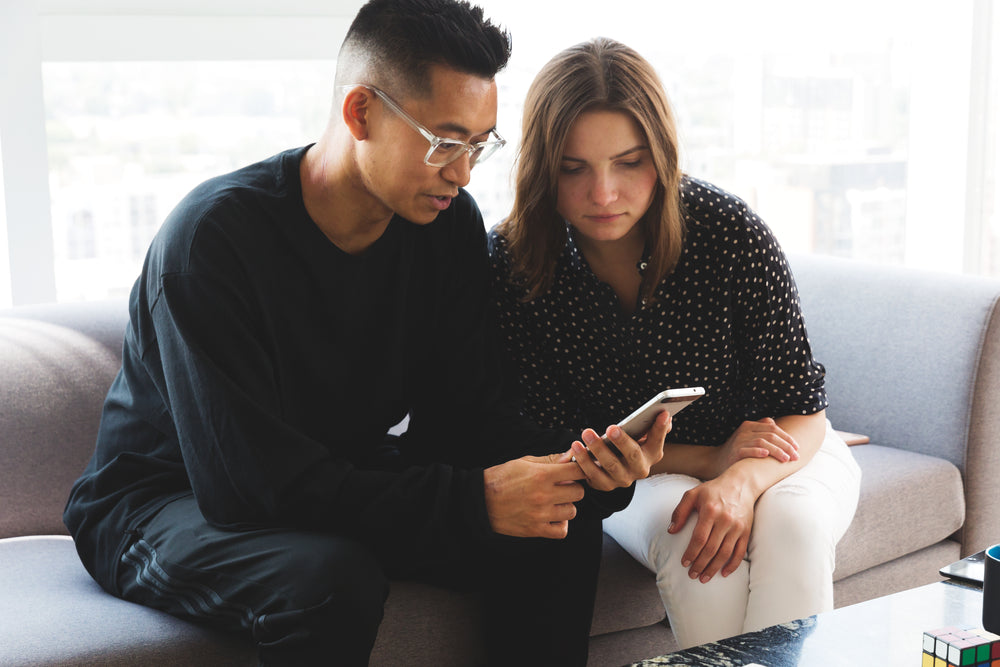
[701, 574, 711, 583]
[608, 425, 621, 439]
[668, 522, 676, 532]
[682, 559, 691, 568]
[582, 431, 597, 444]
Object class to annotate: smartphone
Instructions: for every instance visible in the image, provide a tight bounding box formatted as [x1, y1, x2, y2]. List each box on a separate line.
[603, 387, 705, 444]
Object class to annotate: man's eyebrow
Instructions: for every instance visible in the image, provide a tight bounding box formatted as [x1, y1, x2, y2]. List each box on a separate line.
[562, 145, 649, 162]
[434, 122, 497, 139]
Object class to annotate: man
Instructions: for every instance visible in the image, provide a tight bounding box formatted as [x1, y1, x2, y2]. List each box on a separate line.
[64, 1, 667, 664]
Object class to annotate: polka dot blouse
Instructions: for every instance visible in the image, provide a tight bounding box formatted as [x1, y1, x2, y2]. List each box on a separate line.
[488, 176, 828, 447]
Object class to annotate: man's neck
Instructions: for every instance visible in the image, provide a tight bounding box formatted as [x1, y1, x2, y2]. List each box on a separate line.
[300, 135, 393, 256]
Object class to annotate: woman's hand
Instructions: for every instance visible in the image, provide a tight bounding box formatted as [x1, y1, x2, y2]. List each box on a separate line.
[668, 473, 756, 582]
[706, 418, 799, 479]
[664, 413, 826, 581]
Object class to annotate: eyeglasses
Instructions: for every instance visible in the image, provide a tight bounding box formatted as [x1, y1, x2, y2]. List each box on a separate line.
[340, 84, 506, 168]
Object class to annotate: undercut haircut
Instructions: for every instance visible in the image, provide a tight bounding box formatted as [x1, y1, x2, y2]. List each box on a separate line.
[336, 0, 512, 100]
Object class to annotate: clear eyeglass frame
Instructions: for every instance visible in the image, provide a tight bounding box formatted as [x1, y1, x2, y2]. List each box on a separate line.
[339, 84, 506, 168]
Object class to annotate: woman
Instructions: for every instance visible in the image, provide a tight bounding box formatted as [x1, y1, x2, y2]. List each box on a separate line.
[489, 38, 862, 649]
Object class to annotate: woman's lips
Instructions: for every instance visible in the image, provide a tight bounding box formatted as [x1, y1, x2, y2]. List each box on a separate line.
[588, 213, 623, 222]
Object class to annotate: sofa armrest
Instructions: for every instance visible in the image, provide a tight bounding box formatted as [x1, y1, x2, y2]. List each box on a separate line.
[0, 300, 128, 538]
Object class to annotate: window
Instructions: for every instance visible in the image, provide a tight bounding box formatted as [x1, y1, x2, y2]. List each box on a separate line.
[43, 60, 335, 300]
[470, 0, 991, 276]
[1, 0, 997, 305]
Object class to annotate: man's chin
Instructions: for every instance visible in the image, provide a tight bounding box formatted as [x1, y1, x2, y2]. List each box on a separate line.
[401, 206, 443, 225]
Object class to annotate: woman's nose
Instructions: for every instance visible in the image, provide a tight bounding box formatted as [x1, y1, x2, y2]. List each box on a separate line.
[591, 173, 618, 206]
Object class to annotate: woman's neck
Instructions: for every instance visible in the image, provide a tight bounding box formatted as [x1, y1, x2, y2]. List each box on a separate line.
[574, 228, 646, 315]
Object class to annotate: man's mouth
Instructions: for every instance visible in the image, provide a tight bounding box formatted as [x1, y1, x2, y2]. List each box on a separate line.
[429, 194, 453, 211]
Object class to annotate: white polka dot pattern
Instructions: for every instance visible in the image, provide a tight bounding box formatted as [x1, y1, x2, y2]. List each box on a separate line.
[489, 176, 828, 447]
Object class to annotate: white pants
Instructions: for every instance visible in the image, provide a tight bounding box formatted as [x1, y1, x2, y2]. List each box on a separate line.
[603, 421, 861, 649]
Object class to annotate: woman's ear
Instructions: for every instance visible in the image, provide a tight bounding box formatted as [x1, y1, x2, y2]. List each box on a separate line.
[341, 87, 372, 141]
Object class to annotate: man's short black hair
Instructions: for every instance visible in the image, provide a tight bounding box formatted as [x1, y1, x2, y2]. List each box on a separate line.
[336, 0, 512, 98]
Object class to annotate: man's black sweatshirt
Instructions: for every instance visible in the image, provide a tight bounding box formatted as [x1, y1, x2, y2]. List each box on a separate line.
[64, 146, 632, 586]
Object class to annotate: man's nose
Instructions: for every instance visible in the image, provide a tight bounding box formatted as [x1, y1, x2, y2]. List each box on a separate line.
[441, 151, 473, 188]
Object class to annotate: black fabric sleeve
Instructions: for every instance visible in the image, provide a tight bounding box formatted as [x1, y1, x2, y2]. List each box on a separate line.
[399, 198, 576, 467]
[483, 230, 634, 517]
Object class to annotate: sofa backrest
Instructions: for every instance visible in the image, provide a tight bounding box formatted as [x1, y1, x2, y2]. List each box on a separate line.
[0, 300, 128, 538]
[790, 253, 1000, 552]
[790, 253, 1000, 467]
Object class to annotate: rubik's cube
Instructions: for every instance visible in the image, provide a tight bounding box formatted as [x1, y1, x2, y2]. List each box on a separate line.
[922, 626, 1000, 666]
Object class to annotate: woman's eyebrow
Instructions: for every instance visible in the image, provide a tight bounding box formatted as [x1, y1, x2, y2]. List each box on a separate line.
[611, 145, 649, 158]
[561, 145, 649, 162]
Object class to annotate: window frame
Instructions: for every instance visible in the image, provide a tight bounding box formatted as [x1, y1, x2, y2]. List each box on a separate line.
[0, 0, 361, 306]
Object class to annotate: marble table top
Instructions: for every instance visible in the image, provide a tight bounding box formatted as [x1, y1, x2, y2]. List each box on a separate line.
[629, 580, 983, 667]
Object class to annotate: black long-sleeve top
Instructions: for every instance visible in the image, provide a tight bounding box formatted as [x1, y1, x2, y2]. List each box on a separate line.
[64, 146, 628, 585]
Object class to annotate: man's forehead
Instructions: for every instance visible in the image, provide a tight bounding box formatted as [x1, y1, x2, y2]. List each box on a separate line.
[417, 68, 499, 137]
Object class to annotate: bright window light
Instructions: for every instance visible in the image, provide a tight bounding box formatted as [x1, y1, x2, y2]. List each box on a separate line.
[0, 134, 10, 309]
[43, 60, 335, 301]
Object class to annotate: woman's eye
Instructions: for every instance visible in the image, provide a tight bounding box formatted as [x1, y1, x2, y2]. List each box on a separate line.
[560, 165, 584, 175]
[619, 160, 643, 169]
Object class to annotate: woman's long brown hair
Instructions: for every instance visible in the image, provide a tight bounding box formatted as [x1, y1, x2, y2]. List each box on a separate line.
[498, 37, 686, 302]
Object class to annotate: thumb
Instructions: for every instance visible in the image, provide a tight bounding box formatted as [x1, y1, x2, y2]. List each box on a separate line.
[644, 411, 671, 456]
[555, 448, 576, 464]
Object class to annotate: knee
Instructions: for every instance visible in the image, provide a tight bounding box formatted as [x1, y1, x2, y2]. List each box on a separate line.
[752, 490, 834, 562]
[254, 536, 388, 663]
[269, 535, 388, 624]
[646, 516, 696, 576]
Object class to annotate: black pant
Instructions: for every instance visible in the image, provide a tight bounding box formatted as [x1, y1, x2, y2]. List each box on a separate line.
[114, 494, 603, 666]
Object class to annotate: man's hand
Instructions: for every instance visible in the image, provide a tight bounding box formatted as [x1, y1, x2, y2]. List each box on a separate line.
[483, 454, 587, 539]
[569, 411, 670, 492]
[668, 473, 755, 582]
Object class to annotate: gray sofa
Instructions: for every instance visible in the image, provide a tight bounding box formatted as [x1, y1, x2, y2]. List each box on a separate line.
[1, 253, 997, 666]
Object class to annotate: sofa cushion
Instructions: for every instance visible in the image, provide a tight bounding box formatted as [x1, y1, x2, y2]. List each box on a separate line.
[592, 533, 665, 635]
[833, 444, 964, 580]
[3, 533, 662, 667]
[0, 535, 256, 666]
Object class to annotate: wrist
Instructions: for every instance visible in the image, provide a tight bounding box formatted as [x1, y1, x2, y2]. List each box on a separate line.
[650, 442, 717, 478]
[719, 460, 768, 498]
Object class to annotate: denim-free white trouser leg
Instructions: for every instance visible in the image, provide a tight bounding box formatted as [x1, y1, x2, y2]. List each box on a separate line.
[603, 421, 861, 649]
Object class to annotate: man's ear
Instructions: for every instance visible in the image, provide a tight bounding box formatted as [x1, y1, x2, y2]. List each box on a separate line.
[341, 87, 372, 141]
